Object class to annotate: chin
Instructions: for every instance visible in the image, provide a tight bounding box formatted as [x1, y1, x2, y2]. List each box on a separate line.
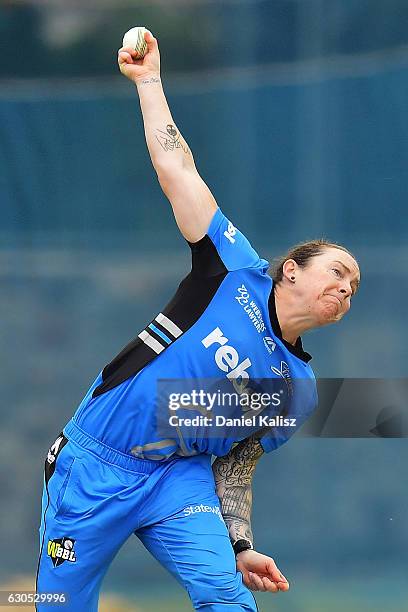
[316, 305, 342, 326]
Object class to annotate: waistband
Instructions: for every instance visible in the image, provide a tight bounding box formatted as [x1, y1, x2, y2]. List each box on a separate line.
[64, 419, 164, 474]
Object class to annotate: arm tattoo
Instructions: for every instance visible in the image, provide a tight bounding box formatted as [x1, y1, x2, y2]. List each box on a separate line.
[155, 124, 189, 154]
[212, 435, 264, 545]
[138, 76, 161, 85]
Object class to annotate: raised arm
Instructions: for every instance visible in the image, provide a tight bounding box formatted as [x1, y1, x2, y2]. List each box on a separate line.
[213, 435, 290, 593]
[118, 30, 217, 242]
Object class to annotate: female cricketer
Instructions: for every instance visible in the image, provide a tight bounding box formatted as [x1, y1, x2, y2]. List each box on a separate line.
[35, 30, 360, 611]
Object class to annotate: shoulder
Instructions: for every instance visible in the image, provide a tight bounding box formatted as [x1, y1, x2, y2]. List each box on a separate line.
[189, 208, 269, 275]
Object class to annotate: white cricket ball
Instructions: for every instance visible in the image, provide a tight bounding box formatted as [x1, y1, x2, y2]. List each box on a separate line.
[122, 26, 148, 59]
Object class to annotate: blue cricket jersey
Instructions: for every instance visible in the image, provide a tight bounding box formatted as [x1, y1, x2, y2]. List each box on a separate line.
[72, 208, 317, 459]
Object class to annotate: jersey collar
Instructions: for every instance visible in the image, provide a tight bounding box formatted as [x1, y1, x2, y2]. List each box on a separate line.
[268, 285, 313, 363]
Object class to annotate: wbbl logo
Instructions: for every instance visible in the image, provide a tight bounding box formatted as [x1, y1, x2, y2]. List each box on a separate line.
[47, 537, 77, 567]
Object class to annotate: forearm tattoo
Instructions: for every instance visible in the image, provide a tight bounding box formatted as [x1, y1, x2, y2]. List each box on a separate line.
[212, 435, 264, 545]
[138, 76, 161, 85]
[155, 124, 189, 154]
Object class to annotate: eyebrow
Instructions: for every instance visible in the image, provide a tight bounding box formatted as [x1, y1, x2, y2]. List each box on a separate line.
[332, 260, 360, 292]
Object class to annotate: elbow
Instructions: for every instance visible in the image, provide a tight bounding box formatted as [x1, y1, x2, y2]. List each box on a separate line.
[156, 164, 195, 197]
[156, 167, 174, 195]
[155, 163, 182, 194]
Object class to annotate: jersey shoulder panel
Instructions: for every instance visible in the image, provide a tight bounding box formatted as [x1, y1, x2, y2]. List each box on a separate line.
[190, 208, 269, 274]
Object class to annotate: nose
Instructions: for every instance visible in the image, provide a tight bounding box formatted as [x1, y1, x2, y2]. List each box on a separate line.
[339, 282, 352, 299]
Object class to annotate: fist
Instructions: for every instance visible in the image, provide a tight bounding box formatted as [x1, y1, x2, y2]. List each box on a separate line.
[118, 30, 160, 83]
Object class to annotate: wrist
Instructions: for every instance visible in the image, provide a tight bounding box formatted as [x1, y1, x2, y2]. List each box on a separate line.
[233, 539, 253, 557]
[134, 73, 161, 87]
[235, 548, 255, 565]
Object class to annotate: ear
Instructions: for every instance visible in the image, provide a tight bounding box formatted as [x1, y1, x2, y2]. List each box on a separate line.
[282, 259, 298, 282]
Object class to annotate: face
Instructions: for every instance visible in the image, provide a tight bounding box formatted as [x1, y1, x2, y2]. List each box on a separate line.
[287, 247, 360, 327]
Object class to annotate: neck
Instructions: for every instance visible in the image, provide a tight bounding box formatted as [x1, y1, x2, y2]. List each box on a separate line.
[274, 284, 315, 345]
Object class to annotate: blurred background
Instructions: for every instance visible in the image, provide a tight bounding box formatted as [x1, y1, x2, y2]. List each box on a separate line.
[1, 0, 407, 610]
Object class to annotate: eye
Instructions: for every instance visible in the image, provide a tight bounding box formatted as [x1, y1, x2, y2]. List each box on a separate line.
[332, 268, 343, 277]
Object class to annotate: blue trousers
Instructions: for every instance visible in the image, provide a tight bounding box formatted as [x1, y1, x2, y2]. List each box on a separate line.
[36, 420, 257, 611]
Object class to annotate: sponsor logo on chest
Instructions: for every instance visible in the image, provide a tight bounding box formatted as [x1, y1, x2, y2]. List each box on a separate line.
[235, 284, 266, 334]
[202, 326, 251, 394]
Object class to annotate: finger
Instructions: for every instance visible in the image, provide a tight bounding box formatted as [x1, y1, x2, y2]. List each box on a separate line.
[249, 572, 266, 592]
[261, 577, 278, 593]
[144, 30, 155, 45]
[121, 46, 137, 54]
[246, 572, 257, 590]
[275, 571, 289, 587]
[119, 46, 139, 58]
[243, 573, 256, 590]
[246, 573, 260, 591]
[118, 51, 133, 65]
[277, 579, 290, 592]
[144, 30, 159, 55]
[265, 558, 288, 585]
